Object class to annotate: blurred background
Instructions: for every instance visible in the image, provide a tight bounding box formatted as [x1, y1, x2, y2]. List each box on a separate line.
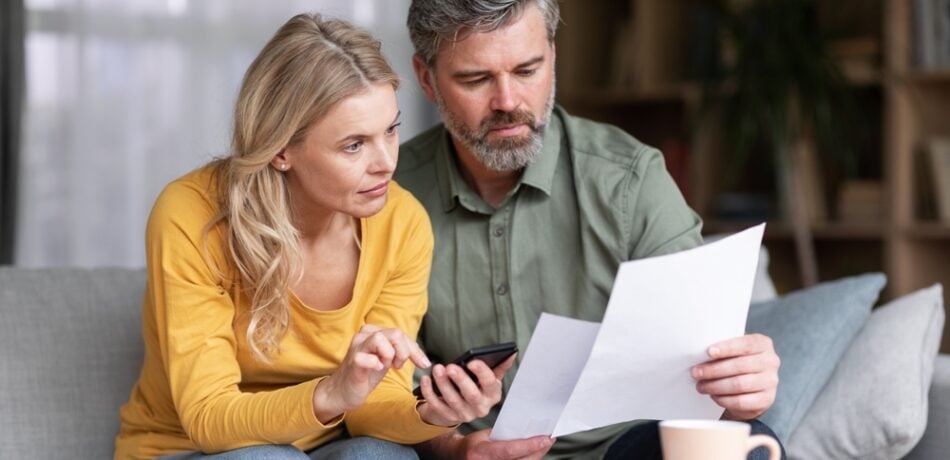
[0, 0, 435, 268]
[2, 0, 949, 334]
[554, 0, 950, 321]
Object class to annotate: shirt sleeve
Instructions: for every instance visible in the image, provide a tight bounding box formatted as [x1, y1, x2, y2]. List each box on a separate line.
[344, 198, 452, 443]
[146, 180, 338, 453]
[625, 147, 704, 259]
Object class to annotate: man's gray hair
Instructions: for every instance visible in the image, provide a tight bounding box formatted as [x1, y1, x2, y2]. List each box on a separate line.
[407, 0, 560, 66]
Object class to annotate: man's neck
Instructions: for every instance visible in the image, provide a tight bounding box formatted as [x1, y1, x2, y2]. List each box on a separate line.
[452, 140, 522, 209]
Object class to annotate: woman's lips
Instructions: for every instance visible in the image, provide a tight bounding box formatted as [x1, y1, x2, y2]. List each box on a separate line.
[360, 181, 389, 197]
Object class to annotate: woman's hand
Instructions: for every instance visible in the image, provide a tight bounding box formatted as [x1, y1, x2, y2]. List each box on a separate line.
[312, 324, 431, 423]
[416, 354, 516, 427]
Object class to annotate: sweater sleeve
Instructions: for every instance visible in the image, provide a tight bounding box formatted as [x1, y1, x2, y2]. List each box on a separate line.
[344, 197, 452, 443]
[146, 179, 339, 453]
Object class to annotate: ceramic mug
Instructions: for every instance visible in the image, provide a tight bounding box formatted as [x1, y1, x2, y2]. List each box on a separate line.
[659, 419, 781, 460]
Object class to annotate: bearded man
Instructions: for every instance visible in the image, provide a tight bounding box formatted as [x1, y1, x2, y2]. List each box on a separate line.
[395, 1, 784, 458]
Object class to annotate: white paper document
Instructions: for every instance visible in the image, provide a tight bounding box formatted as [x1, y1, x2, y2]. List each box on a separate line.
[491, 224, 765, 440]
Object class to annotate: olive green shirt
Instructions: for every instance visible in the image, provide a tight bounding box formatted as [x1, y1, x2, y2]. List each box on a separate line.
[395, 106, 703, 459]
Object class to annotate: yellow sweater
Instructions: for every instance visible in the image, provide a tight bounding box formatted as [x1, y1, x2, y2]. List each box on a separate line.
[115, 166, 448, 459]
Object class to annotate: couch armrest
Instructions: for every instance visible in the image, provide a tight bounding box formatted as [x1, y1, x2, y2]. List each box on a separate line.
[905, 354, 950, 459]
[0, 267, 146, 459]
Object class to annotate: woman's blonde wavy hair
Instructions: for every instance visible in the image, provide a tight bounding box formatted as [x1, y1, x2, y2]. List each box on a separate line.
[208, 13, 399, 362]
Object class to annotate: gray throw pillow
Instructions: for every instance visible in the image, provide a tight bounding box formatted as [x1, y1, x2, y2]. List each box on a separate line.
[745, 273, 886, 442]
[787, 284, 944, 460]
[905, 354, 950, 460]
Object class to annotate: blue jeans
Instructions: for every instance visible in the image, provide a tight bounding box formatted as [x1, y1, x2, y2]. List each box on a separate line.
[604, 419, 786, 460]
[160, 436, 418, 460]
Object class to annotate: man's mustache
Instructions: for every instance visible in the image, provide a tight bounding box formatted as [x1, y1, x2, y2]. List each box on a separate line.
[479, 110, 538, 134]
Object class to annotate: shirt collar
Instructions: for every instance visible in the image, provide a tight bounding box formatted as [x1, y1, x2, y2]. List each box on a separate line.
[520, 109, 563, 196]
[433, 129, 465, 212]
[433, 107, 565, 213]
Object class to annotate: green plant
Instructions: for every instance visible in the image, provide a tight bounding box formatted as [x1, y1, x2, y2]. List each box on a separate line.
[703, 0, 861, 193]
[697, 0, 868, 286]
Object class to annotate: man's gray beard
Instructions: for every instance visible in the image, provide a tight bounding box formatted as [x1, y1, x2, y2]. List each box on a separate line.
[435, 85, 556, 173]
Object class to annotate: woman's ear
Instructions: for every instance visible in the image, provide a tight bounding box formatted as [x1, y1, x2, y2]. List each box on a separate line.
[271, 149, 290, 171]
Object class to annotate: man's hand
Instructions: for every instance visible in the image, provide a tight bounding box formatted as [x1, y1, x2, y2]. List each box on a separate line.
[692, 333, 781, 421]
[417, 354, 515, 426]
[416, 429, 554, 460]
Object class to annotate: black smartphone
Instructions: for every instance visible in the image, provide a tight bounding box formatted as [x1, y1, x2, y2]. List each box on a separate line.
[412, 342, 518, 399]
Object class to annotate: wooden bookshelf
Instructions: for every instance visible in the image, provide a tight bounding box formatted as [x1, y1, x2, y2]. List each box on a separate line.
[556, 0, 950, 350]
[905, 223, 950, 239]
[906, 70, 950, 83]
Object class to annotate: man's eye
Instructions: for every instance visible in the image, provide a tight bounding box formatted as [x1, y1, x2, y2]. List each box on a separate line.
[344, 141, 363, 153]
[464, 78, 488, 86]
[385, 122, 402, 135]
[516, 69, 537, 77]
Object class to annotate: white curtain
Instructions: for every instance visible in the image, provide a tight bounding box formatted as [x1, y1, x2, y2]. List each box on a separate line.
[17, 0, 437, 267]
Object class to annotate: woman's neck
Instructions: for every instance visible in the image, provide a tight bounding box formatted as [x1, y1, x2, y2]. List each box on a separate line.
[291, 201, 351, 244]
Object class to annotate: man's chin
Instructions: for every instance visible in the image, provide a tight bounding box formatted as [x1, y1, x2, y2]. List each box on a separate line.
[483, 136, 534, 152]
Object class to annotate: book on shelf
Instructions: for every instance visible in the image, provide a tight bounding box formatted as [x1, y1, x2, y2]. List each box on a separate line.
[915, 0, 950, 70]
[792, 135, 828, 224]
[661, 138, 690, 198]
[829, 37, 880, 83]
[608, 0, 689, 92]
[927, 138, 950, 224]
[836, 180, 883, 224]
[917, 144, 937, 220]
[608, 18, 639, 92]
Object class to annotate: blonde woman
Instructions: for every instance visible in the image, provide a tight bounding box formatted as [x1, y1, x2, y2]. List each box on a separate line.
[114, 13, 509, 460]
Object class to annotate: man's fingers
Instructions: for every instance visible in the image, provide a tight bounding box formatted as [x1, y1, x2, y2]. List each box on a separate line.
[475, 435, 554, 459]
[467, 360, 498, 387]
[434, 366, 476, 421]
[419, 375, 451, 413]
[712, 391, 774, 416]
[707, 334, 772, 359]
[446, 364, 483, 403]
[431, 366, 464, 404]
[692, 353, 778, 381]
[696, 372, 774, 396]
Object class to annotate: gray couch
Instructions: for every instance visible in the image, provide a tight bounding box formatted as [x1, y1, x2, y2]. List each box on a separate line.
[1, 267, 948, 459]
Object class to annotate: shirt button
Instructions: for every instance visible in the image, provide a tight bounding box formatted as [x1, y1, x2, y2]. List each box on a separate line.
[493, 227, 505, 237]
[496, 283, 509, 295]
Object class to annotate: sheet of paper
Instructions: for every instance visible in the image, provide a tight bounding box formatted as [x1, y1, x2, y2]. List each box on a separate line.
[491, 224, 765, 440]
[490, 314, 600, 440]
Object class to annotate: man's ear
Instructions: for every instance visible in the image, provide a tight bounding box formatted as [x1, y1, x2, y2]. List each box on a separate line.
[412, 54, 438, 103]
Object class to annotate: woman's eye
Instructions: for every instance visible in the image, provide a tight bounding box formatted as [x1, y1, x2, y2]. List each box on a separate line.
[385, 122, 402, 136]
[344, 141, 363, 153]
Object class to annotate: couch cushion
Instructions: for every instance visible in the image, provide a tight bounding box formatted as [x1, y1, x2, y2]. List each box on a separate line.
[787, 284, 944, 460]
[0, 267, 146, 459]
[745, 273, 886, 442]
[905, 354, 950, 460]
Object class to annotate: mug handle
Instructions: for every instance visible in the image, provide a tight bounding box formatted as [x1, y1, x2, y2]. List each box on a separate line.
[746, 434, 782, 460]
